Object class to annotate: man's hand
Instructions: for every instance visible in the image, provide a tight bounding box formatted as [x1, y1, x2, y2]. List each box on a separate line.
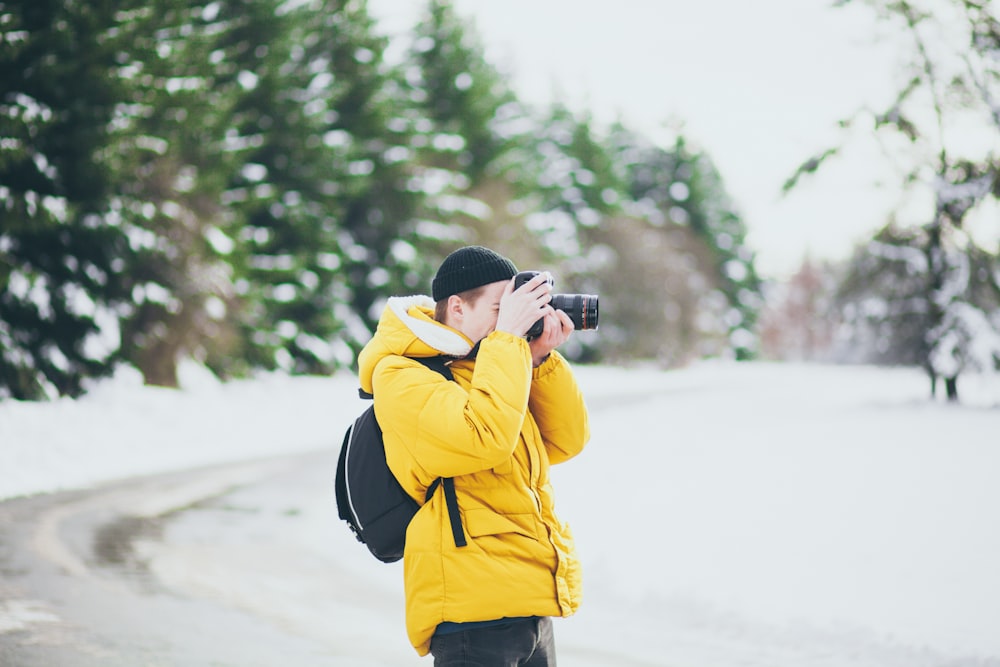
[495, 272, 553, 339]
[529, 309, 574, 366]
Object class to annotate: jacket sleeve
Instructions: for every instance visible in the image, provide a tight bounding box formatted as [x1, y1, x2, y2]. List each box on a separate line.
[528, 352, 589, 465]
[374, 330, 533, 480]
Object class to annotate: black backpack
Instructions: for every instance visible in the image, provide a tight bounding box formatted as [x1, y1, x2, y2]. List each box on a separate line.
[335, 356, 467, 563]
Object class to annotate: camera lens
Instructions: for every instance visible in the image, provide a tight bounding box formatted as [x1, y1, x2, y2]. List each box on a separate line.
[551, 293, 599, 331]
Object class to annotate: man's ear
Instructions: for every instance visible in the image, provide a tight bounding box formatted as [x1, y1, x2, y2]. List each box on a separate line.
[446, 294, 464, 324]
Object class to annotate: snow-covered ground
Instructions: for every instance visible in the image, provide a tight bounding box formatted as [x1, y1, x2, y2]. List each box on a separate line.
[2, 361, 998, 665]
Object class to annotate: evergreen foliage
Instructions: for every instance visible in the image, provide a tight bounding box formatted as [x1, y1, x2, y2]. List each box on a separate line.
[0, 0, 138, 399]
[220, 0, 421, 373]
[629, 129, 760, 359]
[0, 0, 763, 400]
[604, 124, 761, 362]
[108, 0, 244, 388]
[403, 0, 540, 270]
[409, 0, 519, 182]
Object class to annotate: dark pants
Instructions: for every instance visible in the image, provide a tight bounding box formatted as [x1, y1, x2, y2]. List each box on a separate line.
[430, 617, 556, 667]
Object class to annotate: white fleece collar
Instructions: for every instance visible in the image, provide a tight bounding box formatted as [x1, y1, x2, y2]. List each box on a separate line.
[387, 295, 473, 358]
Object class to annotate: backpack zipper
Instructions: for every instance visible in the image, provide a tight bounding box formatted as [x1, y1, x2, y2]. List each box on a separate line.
[343, 422, 365, 531]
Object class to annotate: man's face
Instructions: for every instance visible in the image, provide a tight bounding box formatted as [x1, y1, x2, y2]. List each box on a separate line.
[456, 280, 507, 344]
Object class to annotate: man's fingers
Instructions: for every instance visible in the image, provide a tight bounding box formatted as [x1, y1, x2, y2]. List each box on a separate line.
[556, 309, 575, 331]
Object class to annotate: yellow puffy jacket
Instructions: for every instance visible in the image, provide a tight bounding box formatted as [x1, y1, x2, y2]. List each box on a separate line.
[357, 295, 590, 656]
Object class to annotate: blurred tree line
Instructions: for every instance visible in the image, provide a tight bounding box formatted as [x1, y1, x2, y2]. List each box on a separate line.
[768, 0, 1000, 402]
[0, 0, 761, 400]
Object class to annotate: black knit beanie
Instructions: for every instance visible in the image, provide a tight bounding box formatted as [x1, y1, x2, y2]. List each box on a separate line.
[431, 246, 518, 301]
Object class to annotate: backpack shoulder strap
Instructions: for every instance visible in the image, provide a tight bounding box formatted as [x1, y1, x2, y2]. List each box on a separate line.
[357, 355, 452, 399]
[423, 477, 467, 547]
[413, 355, 454, 381]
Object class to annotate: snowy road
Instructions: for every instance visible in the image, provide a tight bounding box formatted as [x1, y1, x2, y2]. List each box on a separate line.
[1, 362, 999, 666]
[0, 453, 370, 666]
[0, 449, 660, 666]
[3, 439, 997, 667]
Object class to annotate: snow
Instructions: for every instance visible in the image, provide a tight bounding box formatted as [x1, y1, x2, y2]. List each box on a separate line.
[1, 360, 999, 664]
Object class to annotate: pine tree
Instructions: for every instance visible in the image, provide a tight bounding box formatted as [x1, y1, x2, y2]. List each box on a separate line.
[527, 105, 629, 360]
[207, 0, 357, 377]
[607, 123, 763, 361]
[302, 0, 424, 346]
[103, 0, 251, 387]
[672, 136, 762, 360]
[194, 0, 428, 375]
[532, 104, 622, 230]
[96, 0, 418, 383]
[0, 0, 138, 399]
[409, 0, 520, 182]
[404, 0, 541, 269]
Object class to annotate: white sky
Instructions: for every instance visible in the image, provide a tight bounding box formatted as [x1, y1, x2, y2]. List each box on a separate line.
[369, 0, 914, 278]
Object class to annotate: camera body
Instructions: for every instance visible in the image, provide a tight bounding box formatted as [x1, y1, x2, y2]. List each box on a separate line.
[513, 271, 599, 339]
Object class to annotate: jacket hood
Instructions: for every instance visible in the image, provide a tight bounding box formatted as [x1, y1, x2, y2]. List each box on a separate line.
[357, 295, 473, 395]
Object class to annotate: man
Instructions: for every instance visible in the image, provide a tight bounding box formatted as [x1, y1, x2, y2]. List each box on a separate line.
[357, 245, 590, 665]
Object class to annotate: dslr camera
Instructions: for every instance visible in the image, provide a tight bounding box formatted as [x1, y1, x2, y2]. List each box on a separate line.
[513, 270, 599, 340]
